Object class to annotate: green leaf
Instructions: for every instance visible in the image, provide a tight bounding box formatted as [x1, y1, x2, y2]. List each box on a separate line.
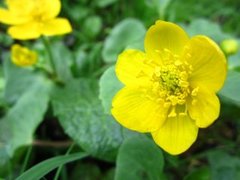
[0, 76, 52, 165]
[102, 18, 146, 63]
[51, 41, 73, 82]
[35, 40, 73, 82]
[145, 0, 171, 18]
[228, 47, 240, 70]
[96, 0, 118, 7]
[82, 16, 102, 38]
[115, 136, 164, 180]
[16, 152, 88, 180]
[208, 150, 240, 180]
[99, 66, 123, 114]
[117, 0, 159, 26]
[65, 5, 90, 22]
[184, 19, 231, 42]
[0, 32, 13, 47]
[72, 43, 103, 77]
[52, 79, 123, 161]
[219, 70, 240, 106]
[3, 55, 40, 104]
[184, 166, 211, 180]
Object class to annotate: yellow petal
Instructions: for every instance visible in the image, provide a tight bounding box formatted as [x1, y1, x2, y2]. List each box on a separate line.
[41, 18, 72, 36]
[6, 0, 34, 14]
[115, 49, 153, 86]
[144, 20, 189, 60]
[112, 87, 169, 132]
[40, 0, 61, 20]
[0, 8, 30, 25]
[187, 89, 220, 128]
[5, 0, 61, 22]
[152, 114, 198, 155]
[7, 22, 41, 40]
[186, 35, 227, 92]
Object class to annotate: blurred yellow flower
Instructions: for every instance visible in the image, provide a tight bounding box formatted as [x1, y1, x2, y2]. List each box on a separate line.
[0, 0, 72, 40]
[111, 21, 227, 155]
[221, 39, 238, 55]
[11, 44, 38, 66]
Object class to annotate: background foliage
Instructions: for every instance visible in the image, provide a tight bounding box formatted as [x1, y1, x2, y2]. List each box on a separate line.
[0, 0, 240, 179]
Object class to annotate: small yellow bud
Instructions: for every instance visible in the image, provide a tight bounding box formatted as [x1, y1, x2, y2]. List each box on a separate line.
[11, 44, 38, 67]
[221, 39, 238, 55]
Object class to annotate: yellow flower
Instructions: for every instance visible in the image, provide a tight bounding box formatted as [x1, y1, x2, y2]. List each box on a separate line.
[111, 21, 227, 155]
[11, 44, 38, 66]
[0, 0, 72, 40]
[221, 39, 238, 55]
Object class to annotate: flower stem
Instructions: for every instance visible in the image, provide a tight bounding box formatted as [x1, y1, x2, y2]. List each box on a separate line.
[41, 36, 57, 76]
[53, 143, 75, 180]
[20, 145, 33, 174]
[33, 140, 73, 148]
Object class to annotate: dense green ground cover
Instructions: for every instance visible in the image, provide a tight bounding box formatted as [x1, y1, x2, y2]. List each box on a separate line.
[0, 0, 240, 179]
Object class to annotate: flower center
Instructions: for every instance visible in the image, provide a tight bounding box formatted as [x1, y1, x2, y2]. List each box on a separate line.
[31, 1, 47, 22]
[152, 63, 190, 106]
[148, 49, 198, 117]
[33, 15, 44, 22]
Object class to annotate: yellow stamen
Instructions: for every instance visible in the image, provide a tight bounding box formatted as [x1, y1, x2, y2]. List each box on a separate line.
[147, 48, 199, 117]
[191, 87, 199, 96]
[168, 106, 177, 117]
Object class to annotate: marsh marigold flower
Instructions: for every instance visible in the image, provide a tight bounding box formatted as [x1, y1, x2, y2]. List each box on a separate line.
[111, 21, 227, 155]
[11, 44, 38, 66]
[0, 0, 72, 40]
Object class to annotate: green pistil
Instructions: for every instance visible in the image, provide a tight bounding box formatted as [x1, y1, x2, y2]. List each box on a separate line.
[160, 71, 180, 93]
